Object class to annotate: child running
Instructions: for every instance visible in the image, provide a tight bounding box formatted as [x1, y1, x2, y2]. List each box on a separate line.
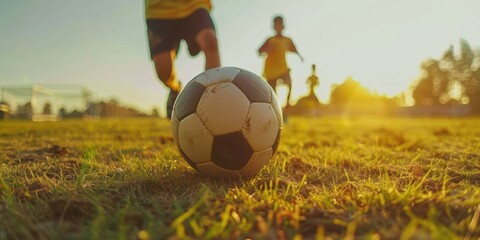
[145, 0, 220, 119]
[258, 16, 303, 108]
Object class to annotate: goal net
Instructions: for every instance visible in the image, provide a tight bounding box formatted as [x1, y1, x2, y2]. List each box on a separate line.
[1, 84, 92, 121]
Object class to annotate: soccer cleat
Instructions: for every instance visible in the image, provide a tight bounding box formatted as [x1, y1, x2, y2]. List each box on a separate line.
[166, 86, 181, 120]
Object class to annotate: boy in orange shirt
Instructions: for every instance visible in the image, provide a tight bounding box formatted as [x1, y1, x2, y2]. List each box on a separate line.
[258, 16, 303, 108]
[145, 0, 220, 119]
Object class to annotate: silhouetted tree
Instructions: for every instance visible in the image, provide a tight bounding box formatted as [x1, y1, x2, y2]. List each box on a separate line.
[43, 103, 52, 114]
[412, 59, 449, 105]
[151, 108, 159, 117]
[412, 39, 480, 112]
[330, 77, 371, 106]
[456, 40, 480, 112]
[59, 107, 66, 118]
[330, 77, 396, 114]
[16, 102, 33, 119]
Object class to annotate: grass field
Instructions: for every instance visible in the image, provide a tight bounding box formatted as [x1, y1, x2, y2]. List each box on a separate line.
[1, 117, 480, 239]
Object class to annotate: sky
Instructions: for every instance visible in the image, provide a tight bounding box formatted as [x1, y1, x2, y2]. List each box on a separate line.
[1, 0, 479, 115]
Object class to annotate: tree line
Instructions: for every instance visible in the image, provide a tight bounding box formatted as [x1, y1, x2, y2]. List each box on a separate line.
[412, 39, 480, 112]
[324, 39, 479, 114]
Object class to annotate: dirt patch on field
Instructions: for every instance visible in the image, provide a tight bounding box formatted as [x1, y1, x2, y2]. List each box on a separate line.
[286, 157, 321, 172]
[302, 140, 334, 148]
[48, 199, 95, 222]
[9, 145, 74, 164]
[373, 128, 406, 147]
[359, 128, 407, 148]
[157, 135, 174, 145]
[433, 128, 451, 136]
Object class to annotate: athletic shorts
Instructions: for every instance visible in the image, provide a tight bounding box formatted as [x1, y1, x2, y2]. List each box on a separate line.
[146, 8, 215, 59]
[267, 70, 292, 89]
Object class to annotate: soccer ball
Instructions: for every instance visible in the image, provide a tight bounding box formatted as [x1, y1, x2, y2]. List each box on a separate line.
[171, 67, 283, 178]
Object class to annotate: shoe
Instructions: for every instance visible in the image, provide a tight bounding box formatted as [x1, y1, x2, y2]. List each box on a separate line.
[166, 90, 179, 119]
[166, 83, 182, 119]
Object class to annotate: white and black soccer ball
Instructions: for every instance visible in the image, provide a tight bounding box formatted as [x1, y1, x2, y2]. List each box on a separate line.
[171, 67, 283, 178]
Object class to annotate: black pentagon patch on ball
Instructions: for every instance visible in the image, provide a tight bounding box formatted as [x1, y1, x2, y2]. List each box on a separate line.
[211, 132, 253, 170]
[174, 81, 205, 120]
[179, 148, 199, 172]
[272, 129, 281, 154]
[232, 70, 271, 103]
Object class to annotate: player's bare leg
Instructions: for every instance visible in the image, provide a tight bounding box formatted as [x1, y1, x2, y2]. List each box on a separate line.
[267, 79, 277, 93]
[284, 73, 292, 108]
[152, 50, 181, 118]
[196, 29, 220, 69]
[153, 50, 181, 92]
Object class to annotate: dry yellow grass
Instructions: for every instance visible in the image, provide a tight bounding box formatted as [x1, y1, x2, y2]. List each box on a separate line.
[1, 117, 479, 239]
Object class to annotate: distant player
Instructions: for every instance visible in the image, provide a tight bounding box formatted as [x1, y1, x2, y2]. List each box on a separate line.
[145, 0, 220, 119]
[306, 64, 319, 97]
[258, 16, 303, 108]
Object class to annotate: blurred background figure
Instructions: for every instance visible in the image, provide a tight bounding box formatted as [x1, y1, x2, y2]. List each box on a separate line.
[258, 16, 303, 109]
[306, 64, 319, 100]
